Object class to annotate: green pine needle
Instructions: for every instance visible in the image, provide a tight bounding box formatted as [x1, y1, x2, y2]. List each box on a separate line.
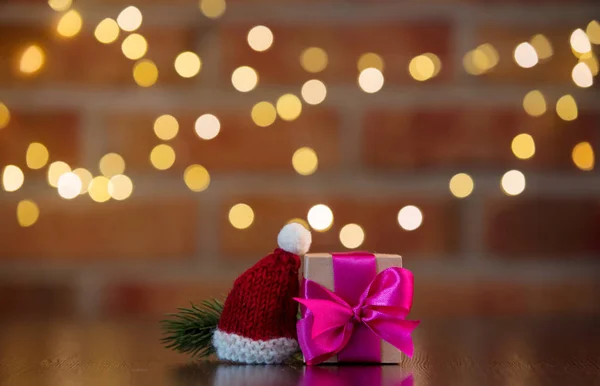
[160, 298, 224, 358]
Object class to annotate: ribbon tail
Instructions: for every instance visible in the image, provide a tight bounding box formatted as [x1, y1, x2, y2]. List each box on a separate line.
[365, 317, 420, 358]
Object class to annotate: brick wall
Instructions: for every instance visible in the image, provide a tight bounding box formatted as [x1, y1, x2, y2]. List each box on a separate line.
[0, 0, 599, 319]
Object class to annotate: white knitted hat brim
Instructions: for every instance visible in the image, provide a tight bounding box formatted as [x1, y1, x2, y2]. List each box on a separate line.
[213, 329, 298, 364]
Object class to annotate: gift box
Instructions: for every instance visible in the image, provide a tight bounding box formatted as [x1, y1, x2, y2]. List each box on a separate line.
[296, 252, 419, 365]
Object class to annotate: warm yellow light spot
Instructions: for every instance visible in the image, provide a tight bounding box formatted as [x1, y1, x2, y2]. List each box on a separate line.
[300, 47, 328, 73]
[397, 205, 423, 231]
[247, 26, 273, 52]
[99, 153, 125, 177]
[195, 114, 220, 140]
[200, 0, 226, 19]
[17, 200, 39, 227]
[287, 218, 309, 230]
[514, 42, 538, 68]
[292, 147, 318, 176]
[307, 204, 333, 232]
[251, 101, 277, 127]
[556, 95, 578, 121]
[511, 134, 536, 160]
[587, 21, 600, 45]
[108, 174, 133, 200]
[229, 203, 254, 230]
[48, 0, 71, 12]
[501, 170, 526, 196]
[133, 59, 158, 87]
[57, 172, 82, 199]
[19, 45, 45, 75]
[572, 62, 593, 88]
[184, 164, 210, 192]
[357, 52, 384, 72]
[231, 66, 258, 92]
[2, 165, 24, 192]
[117, 6, 142, 32]
[339, 224, 365, 249]
[121, 34, 148, 60]
[522, 90, 547, 117]
[94, 18, 120, 44]
[449, 173, 474, 198]
[26, 142, 49, 170]
[276, 94, 302, 121]
[572, 142, 594, 171]
[529, 34, 553, 60]
[150, 144, 176, 170]
[56, 10, 82, 39]
[72, 168, 92, 194]
[301, 79, 327, 105]
[408, 54, 436, 81]
[88, 176, 111, 203]
[579, 53, 599, 76]
[174, 51, 202, 78]
[47, 161, 71, 188]
[0, 102, 9, 129]
[154, 114, 179, 140]
[570, 28, 591, 54]
[463, 44, 499, 75]
[358, 68, 384, 93]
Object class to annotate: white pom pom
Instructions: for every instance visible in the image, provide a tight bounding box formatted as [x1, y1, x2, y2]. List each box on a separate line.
[277, 223, 312, 256]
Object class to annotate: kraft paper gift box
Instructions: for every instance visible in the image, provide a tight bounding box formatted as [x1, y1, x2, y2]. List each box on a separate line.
[299, 252, 406, 364]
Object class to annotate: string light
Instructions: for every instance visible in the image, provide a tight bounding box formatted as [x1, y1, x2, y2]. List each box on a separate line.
[408, 54, 440, 81]
[99, 153, 125, 177]
[195, 114, 221, 140]
[307, 204, 333, 231]
[72, 168, 92, 194]
[572, 62, 593, 88]
[463, 43, 499, 75]
[339, 224, 365, 249]
[26, 142, 49, 169]
[108, 174, 133, 200]
[556, 95, 578, 121]
[57, 172, 82, 199]
[19, 44, 45, 75]
[174, 52, 202, 78]
[513, 42, 538, 68]
[251, 101, 277, 127]
[17, 200, 39, 227]
[276, 94, 302, 121]
[247, 26, 273, 52]
[94, 18, 120, 44]
[522, 90, 547, 117]
[200, 0, 226, 19]
[88, 176, 111, 202]
[154, 114, 179, 140]
[587, 21, 600, 45]
[357, 52, 384, 71]
[358, 68, 384, 93]
[229, 203, 254, 229]
[117, 6, 143, 32]
[56, 9, 82, 38]
[133, 59, 158, 87]
[300, 47, 328, 73]
[2, 165, 24, 192]
[449, 173, 474, 198]
[501, 170, 526, 196]
[572, 142, 594, 171]
[150, 144, 176, 170]
[529, 34, 553, 60]
[511, 134, 535, 160]
[47, 161, 71, 187]
[579, 53, 599, 76]
[48, 0, 72, 12]
[184, 164, 210, 192]
[301, 79, 327, 105]
[122, 34, 148, 60]
[397, 205, 422, 231]
[292, 147, 318, 176]
[570, 29, 591, 54]
[231, 66, 258, 92]
[0, 102, 9, 129]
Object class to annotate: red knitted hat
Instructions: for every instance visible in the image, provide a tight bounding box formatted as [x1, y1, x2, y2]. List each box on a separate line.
[213, 223, 312, 364]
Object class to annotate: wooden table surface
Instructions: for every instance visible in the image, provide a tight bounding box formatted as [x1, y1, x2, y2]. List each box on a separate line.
[0, 317, 599, 386]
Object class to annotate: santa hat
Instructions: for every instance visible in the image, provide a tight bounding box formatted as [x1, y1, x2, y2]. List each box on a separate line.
[212, 223, 312, 364]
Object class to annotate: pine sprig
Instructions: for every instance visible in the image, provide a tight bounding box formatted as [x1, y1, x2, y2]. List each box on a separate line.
[160, 299, 224, 358]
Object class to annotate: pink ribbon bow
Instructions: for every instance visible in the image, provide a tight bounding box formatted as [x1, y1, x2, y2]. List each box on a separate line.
[294, 267, 420, 365]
